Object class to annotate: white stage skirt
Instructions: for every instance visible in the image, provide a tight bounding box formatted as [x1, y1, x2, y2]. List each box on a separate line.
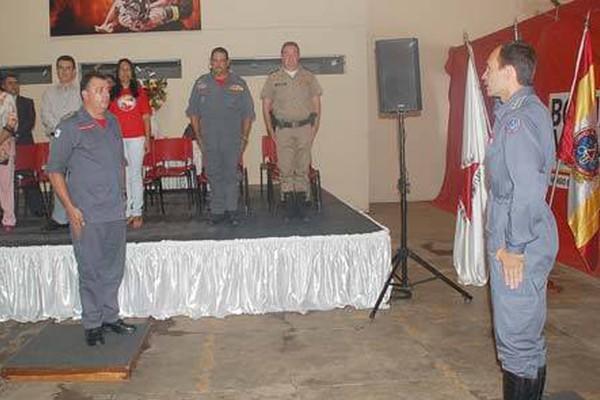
[0, 230, 391, 322]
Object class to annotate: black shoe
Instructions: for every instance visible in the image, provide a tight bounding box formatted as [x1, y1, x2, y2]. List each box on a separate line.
[209, 213, 225, 226]
[226, 211, 240, 226]
[503, 369, 538, 400]
[85, 327, 105, 346]
[42, 219, 68, 232]
[102, 319, 136, 335]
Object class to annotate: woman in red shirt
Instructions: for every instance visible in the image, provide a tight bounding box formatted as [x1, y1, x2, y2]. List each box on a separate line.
[109, 58, 151, 229]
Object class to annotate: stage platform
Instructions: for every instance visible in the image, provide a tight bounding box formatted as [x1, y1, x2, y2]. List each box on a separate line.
[1, 322, 150, 381]
[0, 187, 391, 322]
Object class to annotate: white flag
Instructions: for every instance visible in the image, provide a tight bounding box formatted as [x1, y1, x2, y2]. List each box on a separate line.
[453, 43, 490, 286]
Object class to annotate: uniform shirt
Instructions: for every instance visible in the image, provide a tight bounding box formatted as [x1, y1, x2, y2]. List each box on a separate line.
[41, 82, 82, 136]
[260, 66, 322, 121]
[485, 87, 555, 254]
[109, 86, 152, 138]
[186, 72, 255, 144]
[46, 108, 127, 223]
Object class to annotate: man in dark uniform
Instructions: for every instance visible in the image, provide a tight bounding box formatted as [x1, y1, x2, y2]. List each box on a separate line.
[187, 47, 255, 226]
[1, 73, 45, 217]
[47, 72, 136, 346]
[482, 41, 558, 399]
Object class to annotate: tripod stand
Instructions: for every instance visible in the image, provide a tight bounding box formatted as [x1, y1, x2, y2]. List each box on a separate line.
[370, 109, 472, 319]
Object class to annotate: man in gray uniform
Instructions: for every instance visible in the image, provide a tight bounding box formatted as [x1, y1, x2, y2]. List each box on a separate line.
[187, 47, 254, 225]
[47, 72, 136, 346]
[482, 41, 558, 399]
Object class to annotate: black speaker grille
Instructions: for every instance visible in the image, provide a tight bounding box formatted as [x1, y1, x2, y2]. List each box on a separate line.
[375, 38, 422, 113]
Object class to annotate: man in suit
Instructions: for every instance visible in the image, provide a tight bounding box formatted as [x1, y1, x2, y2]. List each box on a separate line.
[1, 73, 45, 217]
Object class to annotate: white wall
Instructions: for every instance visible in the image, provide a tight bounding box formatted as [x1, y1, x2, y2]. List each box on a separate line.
[1, 0, 370, 209]
[366, 0, 561, 202]
[1, 0, 561, 209]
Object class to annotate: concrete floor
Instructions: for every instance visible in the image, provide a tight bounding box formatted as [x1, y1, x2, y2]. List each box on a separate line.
[1, 202, 599, 399]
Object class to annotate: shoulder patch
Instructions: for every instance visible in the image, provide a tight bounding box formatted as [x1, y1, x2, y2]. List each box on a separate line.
[229, 84, 245, 92]
[506, 117, 521, 135]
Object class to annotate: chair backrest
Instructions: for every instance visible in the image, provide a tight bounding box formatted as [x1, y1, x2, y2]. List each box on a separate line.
[14, 144, 38, 171]
[34, 142, 50, 173]
[153, 137, 193, 164]
[262, 135, 277, 164]
[143, 138, 155, 168]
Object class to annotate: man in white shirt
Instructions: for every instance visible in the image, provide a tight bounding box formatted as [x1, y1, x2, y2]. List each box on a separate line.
[41, 55, 82, 231]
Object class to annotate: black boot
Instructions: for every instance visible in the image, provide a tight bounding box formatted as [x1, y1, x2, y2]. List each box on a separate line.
[535, 366, 546, 400]
[295, 192, 310, 222]
[282, 192, 295, 222]
[503, 369, 538, 400]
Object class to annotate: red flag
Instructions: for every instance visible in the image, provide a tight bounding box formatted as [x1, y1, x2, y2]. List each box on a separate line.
[557, 19, 600, 270]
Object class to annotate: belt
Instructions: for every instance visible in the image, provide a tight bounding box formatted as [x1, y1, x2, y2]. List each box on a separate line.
[275, 115, 314, 129]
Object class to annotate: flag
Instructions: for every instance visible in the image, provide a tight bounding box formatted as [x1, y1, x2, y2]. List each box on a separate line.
[557, 20, 600, 271]
[453, 42, 490, 286]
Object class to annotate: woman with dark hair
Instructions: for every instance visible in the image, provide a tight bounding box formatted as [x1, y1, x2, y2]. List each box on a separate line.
[109, 58, 151, 229]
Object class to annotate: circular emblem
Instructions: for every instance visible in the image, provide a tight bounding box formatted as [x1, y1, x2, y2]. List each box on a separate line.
[574, 128, 599, 177]
[117, 94, 137, 112]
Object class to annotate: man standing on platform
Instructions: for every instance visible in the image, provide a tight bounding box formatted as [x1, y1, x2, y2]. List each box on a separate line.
[1, 73, 46, 217]
[47, 72, 136, 346]
[41, 55, 82, 231]
[187, 46, 254, 226]
[261, 41, 322, 221]
[482, 41, 558, 399]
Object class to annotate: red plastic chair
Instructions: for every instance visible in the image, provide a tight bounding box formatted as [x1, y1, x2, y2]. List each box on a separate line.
[142, 139, 165, 214]
[152, 137, 199, 210]
[14, 144, 42, 216]
[34, 142, 53, 215]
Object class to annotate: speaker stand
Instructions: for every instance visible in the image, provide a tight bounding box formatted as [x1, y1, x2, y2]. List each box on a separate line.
[370, 109, 472, 319]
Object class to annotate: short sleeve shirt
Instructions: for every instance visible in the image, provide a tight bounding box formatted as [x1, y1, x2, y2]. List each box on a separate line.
[46, 108, 127, 223]
[186, 72, 255, 142]
[109, 87, 152, 138]
[260, 66, 322, 121]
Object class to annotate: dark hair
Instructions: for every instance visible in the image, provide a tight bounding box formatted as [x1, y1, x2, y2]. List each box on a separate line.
[499, 41, 537, 86]
[56, 55, 76, 69]
[210, 47, 229, 60]
[280, 41, 300, 55]
[80, 72, 106, 95]
[0, 72, 18, 87]
[111, 58, 140, 100]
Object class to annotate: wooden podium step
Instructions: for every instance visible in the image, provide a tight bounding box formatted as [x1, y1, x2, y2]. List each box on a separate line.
[1, 322, 150, 381]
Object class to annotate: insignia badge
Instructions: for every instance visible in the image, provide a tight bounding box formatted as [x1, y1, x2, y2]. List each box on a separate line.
[506, 118, 521, 134]
[54, 128, 61, 138]
[574, 128, 599, 177]
[78, 123, 95, 131]
[229, 84, 244, 92]
[197, 82, 208, 90]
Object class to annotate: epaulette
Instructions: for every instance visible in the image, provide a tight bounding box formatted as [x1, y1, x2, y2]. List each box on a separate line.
[510, 95, 527, 110]
[60, 110, 78, 122]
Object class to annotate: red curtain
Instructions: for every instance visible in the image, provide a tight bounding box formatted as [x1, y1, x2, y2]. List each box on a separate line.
[433, 0, 600, 277]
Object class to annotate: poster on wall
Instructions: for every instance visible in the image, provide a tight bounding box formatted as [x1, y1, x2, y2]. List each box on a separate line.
[50, 0, 201, 36]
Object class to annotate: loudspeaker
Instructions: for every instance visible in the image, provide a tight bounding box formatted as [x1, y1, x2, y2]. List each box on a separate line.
[375, 38, 422, 113]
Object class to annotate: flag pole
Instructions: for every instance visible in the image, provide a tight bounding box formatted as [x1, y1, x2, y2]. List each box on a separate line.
[551, 12, 590, 206]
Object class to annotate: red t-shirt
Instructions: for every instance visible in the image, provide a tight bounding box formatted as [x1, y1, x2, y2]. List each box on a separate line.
[109, 86, 152, 138]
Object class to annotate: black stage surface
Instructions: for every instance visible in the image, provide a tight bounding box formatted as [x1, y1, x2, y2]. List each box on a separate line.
[2, 186, 382, 247]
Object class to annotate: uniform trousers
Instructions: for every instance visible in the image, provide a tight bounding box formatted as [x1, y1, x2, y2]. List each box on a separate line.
[275, 125, 313, 194]
[487, 199, 558, 378]
[204, 138, 240, 215]
[71, 220, 127, 329]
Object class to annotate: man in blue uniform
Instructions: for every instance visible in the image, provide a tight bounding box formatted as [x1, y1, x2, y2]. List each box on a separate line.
[482, 41, 558, 400]
[47, 72, 136, 346]
[187, 47, 255, 225]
